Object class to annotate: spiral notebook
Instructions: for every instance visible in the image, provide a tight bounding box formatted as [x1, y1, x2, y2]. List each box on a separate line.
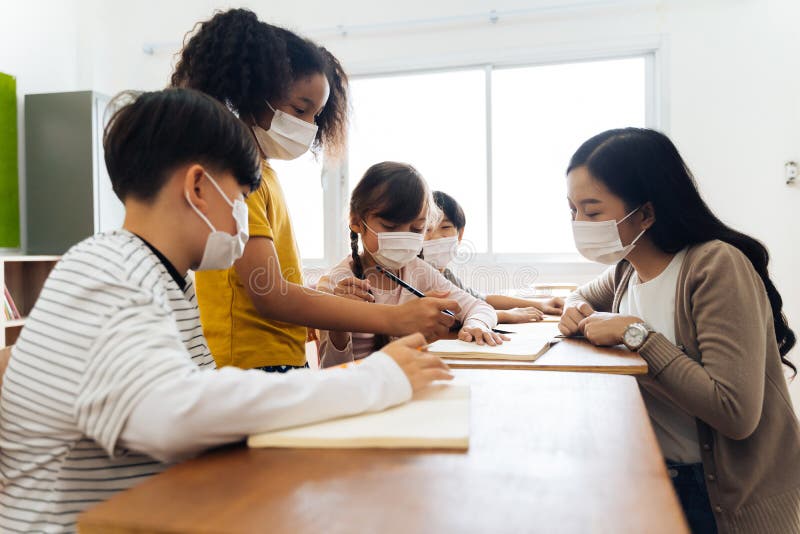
[248, 383, 470, 449]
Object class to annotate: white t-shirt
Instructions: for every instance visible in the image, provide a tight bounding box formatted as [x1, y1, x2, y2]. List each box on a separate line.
[0, 230, 411, 532]
[619, 248, 702, 463]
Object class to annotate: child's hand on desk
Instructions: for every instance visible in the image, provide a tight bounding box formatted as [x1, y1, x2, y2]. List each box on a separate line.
[499, 307, 544, 323]
[578, 313, 643, 347]
[558, 302, 595, 336]
[332, 276, 375, 303]
[458, 321, 509, 346]
[381, 333, 454, 391]
[538, 297, 565, 315]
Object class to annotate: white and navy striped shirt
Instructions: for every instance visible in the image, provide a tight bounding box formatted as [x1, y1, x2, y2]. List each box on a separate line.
[0, 230, 213, 531]
[0, 229, 412, 533]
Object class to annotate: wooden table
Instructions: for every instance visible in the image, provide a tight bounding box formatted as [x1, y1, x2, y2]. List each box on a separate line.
[444, 322, 649, 375]
[78, 370, 687, 534]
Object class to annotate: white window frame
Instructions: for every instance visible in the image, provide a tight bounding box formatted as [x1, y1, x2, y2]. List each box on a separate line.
[312, 36, 668, 273]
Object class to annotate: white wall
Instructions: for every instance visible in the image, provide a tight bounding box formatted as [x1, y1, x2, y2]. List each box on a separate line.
[5, 0, 800, 405]
[663, 0, 800, 408]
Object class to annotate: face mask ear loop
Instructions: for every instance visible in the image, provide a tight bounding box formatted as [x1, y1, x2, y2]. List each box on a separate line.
[203, 171, 235, 208]
[618, 205, 647, 247]
[628, 226, 648, 248]
[362, 220, 380, 237]
[358, 221, 378, 258]
[617, 205, 642, 226]
[185, 190, 216, 233]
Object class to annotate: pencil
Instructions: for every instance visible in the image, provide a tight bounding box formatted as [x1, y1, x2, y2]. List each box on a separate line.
[375, 265, 456, 318]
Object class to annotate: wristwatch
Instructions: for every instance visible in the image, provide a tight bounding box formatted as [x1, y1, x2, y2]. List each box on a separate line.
[623, 322, 654, 351]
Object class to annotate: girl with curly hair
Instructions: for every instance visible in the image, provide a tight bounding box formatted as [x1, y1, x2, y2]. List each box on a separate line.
[172, 9, 460, 372]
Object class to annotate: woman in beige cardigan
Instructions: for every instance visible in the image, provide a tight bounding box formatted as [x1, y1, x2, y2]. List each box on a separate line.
[559, 128, 799, 534]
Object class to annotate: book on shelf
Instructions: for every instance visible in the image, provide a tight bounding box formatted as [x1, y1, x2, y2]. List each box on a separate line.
[3, 285, 21, 320]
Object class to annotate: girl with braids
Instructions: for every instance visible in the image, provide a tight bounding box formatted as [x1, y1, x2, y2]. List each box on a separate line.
[317, 162, 505, 369]
[172, 9, 460, 372]
[559, 128, 799, 533]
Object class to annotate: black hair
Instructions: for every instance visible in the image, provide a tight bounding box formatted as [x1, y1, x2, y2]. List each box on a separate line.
[568, 127, 796, 375]
[349, 162, 434, 350]
[103, 88, 261, 202]
[170, 8, 349, 156]
[432, 191, 466, 231]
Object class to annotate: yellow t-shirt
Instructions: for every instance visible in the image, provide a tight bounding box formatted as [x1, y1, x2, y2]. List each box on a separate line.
[196, 161, 307, 368]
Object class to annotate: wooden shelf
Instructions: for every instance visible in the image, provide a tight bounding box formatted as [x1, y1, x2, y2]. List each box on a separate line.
[0, 254, 61, 262]
[1, 256, 60, 346]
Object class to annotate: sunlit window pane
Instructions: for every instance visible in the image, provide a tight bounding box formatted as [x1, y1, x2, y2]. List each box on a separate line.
[270, 153, 325, 259]
[348, 69, 488, 252]
[491, 57, 647, 253]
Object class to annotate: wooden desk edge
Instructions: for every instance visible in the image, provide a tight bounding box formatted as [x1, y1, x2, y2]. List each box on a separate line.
[442, 358, 649, 375]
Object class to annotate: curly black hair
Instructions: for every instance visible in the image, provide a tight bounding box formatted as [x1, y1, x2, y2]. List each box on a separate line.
[171, 8, 349, 156]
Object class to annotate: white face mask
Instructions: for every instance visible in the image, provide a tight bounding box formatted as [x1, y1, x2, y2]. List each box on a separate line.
[572, 207, 646, 265]
[362, 221, 424, 270]
[422, 236, 459, 270]
[251, 101, 318, 160]
[186, 172, 249, 271]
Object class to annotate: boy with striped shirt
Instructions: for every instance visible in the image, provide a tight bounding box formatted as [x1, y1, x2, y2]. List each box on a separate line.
[0, 88, 453, 532]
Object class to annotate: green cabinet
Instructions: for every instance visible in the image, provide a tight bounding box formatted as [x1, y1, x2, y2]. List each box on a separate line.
[0, 73, 20, 249]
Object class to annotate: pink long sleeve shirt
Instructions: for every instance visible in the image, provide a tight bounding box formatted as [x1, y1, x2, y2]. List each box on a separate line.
[317, 256, 498, 368]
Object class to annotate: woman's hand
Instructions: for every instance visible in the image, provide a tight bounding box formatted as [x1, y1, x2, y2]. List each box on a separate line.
[558, 302, 595, 336]
[381, 333, 454, 391]
[498, 307, 544, 324]
[578, 313, 643, 347]
[458, 324, 509, 346]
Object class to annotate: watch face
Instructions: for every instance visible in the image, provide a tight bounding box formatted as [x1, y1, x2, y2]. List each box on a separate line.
[625, 325, 645, 347]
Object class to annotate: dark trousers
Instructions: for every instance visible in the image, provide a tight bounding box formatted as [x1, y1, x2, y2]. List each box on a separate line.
[666, 461, 718, 534]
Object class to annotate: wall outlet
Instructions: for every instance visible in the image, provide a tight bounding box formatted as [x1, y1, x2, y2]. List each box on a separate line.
[786, 161, 798, 185]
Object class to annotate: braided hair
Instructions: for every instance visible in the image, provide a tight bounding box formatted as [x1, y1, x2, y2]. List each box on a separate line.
[349, 162, 437, 351]
[349, 228, 389, 351]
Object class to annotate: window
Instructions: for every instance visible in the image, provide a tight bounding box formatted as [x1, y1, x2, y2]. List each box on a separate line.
[490, 57, 647, 254]
[347, 69, 489, 252]
[278, 54, 654, 267]
[270, 153, 325, 260]
[346, 56, 650, 260]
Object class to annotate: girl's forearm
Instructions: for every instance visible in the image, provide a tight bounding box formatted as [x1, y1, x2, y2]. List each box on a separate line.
[485, 295, 543, 310]
[244, 276, 395, 333]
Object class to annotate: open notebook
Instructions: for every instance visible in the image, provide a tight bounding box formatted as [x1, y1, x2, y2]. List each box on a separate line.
[248, 383, 470, 449]
[427, 334, 553, 361]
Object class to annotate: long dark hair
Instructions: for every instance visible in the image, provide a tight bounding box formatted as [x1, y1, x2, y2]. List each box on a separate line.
[349, 162, 434, 349]
[170, 8, 349, 155]
[568, 127, 796, 375]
